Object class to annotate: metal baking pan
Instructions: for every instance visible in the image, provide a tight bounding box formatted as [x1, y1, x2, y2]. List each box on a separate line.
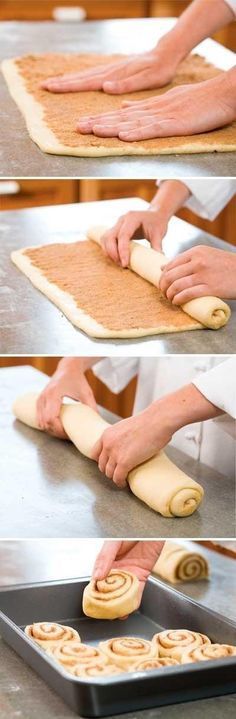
[0, 577, 236, 716]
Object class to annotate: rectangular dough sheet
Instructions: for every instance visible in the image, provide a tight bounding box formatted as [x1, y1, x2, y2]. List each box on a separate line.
[11, 240, 202, 338]
[2, 52, 236, 157]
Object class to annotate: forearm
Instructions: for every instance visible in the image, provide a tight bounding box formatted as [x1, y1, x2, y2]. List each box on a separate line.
[53, 356, 102, 378]
[147, 383, 223, 438]
[150, 180, 190, 218]
[157, 0, 235, 62]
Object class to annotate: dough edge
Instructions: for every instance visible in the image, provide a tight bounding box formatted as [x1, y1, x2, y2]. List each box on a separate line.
[2, 57, 236, 156]
[11, 247, 201, 338]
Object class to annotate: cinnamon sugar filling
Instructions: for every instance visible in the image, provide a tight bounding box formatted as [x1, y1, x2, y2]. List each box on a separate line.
[14, 52, 236, 152]
[24, 241, 199, 331]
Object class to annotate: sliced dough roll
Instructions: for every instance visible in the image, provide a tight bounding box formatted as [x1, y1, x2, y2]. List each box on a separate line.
[88, 225, 231, 330]
[181, 644, 236, 663]
[83, 570, 140, 620]
[25, 622, 80, 648]
[70, 662, 123, 677]
[99, 637, 157, 669]
[13, 393, 204, 518]
[46, 641, 106, 667]
[152, 629, 211, 661]
[152, 541, 209, 583]
[131, 657, 178, 671]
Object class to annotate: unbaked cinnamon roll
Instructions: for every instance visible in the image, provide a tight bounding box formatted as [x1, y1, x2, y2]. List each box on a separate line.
[181, 643, 236, 663]
[153, 629, 211, 661]
[70, 662, 123, 677]
[131, 657, 179, 671]
[25, 622, 80, 647]
[99, 636, 157, 668]
[83, 570, 140, 619]
[46, 641, 106, 667]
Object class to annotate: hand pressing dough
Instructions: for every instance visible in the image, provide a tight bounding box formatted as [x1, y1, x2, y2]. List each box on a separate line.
[99, 637, 157, 669]
[83, 570, 140, 620]
[152, 629, 210, 661]
[152, 541, 209, 583]
[25, 622, 80, 648]
[13, 392, 204, 518]
[2, 53, 236, 157]
[88, 225, 231, 330]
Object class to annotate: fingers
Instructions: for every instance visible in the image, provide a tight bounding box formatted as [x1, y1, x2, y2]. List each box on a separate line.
[36, 393, 66, 438]
[93, 541, 122, 580]
[90, 436, 129, 488]
[161, 250, 193, 273]
[171, 283, 208, 305]
[159, 261, 194, 295]
[41, 59, 127, 93]
[103, 69, 155, 95]
[102, 214, 142, 267]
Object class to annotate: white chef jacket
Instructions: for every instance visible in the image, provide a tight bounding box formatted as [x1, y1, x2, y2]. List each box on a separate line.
[93, 357, 235, 479]
[157, 179, 235, 221]
[224, 0, 236, 14]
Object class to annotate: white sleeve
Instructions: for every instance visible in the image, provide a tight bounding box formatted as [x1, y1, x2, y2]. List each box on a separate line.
[156, 179, 235, 220]
[192, 358, 236, 418]
[93, 358, 139, 394]
[223, 0, 236, 15]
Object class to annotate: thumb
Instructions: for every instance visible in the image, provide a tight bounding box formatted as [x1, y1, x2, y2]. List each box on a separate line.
[150, 232, 163, 253]
[79, 378, 97, 412]
[93, 541, 122, 580]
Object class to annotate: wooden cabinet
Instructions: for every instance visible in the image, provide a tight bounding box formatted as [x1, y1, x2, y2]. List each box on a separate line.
[0, 179, 79, 210]
[0, 1, 149, 20]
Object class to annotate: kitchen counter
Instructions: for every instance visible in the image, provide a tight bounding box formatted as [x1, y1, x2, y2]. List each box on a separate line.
[0, 18, 235, 179]
[0, 365, 235, 539]
[1, 197, 235, 355]
[0, 539, 235, 718]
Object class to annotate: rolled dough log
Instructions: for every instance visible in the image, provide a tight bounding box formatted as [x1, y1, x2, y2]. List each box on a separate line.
[83, 570, 140, 620]
[88, 225, 231, 330]
[13, 392, 204, 518]
[152, 541, 209, 583]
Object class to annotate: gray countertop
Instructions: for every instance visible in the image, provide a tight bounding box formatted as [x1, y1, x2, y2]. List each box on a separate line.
[0, 365, 235, 539]
[0, 539, 235, 718]
[0, 18, 235, 179]
[0, 196, 235, 355]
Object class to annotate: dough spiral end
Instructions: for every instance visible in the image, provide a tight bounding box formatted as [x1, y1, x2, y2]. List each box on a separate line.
[99, 637, 157, 668]
[169, 488, 203, 517]
[181, 643, 236, 663]
[83, 570, 140, 620]
[153, 542, 209, 583]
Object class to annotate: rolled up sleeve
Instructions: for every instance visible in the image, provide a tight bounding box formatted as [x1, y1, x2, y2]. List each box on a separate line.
[192, 358, 236, 418]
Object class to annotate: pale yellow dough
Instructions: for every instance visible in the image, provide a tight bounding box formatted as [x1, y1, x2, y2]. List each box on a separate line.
[88, 225, 231, 330]
[83, 570, 140, 620]
[13, 392, 204, 518]
[99, 637, 157, 669]
[152, 541, 209, 583]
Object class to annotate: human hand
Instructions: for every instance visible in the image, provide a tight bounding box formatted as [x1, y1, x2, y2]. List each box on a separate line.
[159, 246, 236, 305]
[41, 47, 178, 94]
[77, 73, 235, 141]
[93, 540, 164, 609]
[100, 210, 168, 267]
[37, 357, 97, 439]
[90, 406, 173, 488]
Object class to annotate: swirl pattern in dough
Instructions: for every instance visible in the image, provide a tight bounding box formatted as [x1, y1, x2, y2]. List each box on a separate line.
[70, 662, 123, 677]
[153, 629, 210, 661]
[83, 570, 140, 619]
[181, 643, 236, 663]
[46, 641, 106, 667]
[131, 657, 179, 671]
[99, 636, 157, 668]
[153, 541, 209, 584]
[25, 622, 80, 647]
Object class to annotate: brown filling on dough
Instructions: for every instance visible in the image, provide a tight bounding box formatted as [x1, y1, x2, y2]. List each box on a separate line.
[15, 53, 236, 151]
[24, 240, 199, 331]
